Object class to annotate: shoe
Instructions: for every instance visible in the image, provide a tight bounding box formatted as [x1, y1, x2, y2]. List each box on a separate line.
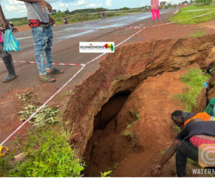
[46, 67, 64, 74]
[39, 75, 56, 83]
[2, 54, 17, 83]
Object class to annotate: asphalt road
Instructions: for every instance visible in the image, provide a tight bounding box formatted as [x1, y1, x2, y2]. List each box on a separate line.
[0, 9, 175, 97]
[0, 8, 180, 148]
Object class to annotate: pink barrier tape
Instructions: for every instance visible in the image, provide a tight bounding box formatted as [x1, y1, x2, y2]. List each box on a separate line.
[0, 28, 144, 146]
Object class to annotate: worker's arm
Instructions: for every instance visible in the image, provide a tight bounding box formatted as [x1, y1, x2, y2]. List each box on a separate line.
[48, 15, 55, 26]
[0, 5, 8, 28]
[17, 0, 52, 12]
[151, 139, 180, 176]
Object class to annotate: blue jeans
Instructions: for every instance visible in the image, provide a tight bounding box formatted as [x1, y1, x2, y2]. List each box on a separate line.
[176, 140, 198, 177]
[32, 26, 54, 76]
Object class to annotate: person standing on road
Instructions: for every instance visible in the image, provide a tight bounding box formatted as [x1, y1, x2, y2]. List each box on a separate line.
[0, 5, 17, 82]
[63, 17, 68, 24]
[151, 0, 160, 22]
[18, 0, 64, 82]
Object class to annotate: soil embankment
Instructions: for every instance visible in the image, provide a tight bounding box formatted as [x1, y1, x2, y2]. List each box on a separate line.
[63, 35, 215, 176]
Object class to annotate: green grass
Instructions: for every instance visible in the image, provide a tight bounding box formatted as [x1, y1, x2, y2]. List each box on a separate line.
[169, 4, 215, 24]
[128, 109, 140, 121]
[123, 128, 134, 139]
[0, 153, 15, 177]
[173, 68, 210, 112]
[172, 125, 181, 133]
[18, 105, 60, 127]
[187, 158, 200, 167]
[100, 170, 112, 177]
[122, 109, 140, 139]
[0, 93, 84, 177]
[161, 150, 166, 155]
[189, 30, 205, 37]
[8, 123, 84, 177]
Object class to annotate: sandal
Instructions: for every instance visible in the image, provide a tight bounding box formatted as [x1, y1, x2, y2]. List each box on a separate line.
[46, 67, 64, 74]
[39, 75, 56, 83]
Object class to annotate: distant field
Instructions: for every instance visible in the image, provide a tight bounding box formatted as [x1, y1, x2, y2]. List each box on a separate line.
[54, 11, 140, 25]
[169, 4, 215, 24]
[10, 9, 142, 27]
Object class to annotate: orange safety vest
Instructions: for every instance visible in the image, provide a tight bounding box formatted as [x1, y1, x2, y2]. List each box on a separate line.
[184, 112, 211, 126]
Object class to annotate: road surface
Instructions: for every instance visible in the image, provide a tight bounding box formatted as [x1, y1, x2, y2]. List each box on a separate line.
[0, 9, 176, 146]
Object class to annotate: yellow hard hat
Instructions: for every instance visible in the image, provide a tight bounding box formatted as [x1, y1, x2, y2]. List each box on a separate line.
[0, 146, 9, 157]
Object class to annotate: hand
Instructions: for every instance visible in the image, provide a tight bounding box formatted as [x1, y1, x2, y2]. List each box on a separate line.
[2, 23, 9, 30]
[5, 24, 10, 30]
[41, 0, 52, 13]
[45, 2, 52, 13]
[49, 17, 55, 26]
[151, 164, 162, 176]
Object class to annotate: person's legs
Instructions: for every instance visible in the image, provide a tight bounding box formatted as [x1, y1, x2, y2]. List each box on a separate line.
[0, 42, 17, 82]
[44, 26, 63, 74]
[32, 27, 47, 76]
[151, 9, 156, 21]
[155, 9, 160, 21]
[176, 140, 198, 177]
[44, 26, 54, 71]
[32, 26, 55, 82]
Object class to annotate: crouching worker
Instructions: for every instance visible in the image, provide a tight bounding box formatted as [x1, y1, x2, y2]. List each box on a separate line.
[0, 5, 17, 82]
[151, 119, 215, 177]
[171, 110, 212, 129]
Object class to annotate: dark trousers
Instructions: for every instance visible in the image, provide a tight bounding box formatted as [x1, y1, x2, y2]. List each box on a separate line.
[176, 140, 198, 177]
[0, 42, 11, 58]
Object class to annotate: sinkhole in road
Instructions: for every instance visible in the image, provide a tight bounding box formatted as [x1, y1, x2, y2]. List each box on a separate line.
[94, 90, 131, 130]
[62, 35, 215, 176]
[83, 90, 142, 177]
[83, 90, 143, 177]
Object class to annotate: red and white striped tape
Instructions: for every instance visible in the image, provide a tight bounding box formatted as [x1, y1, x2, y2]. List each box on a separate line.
[2, 10, 215, 146]
[0, 28, 144, 146]
[0, 60, 86, 67]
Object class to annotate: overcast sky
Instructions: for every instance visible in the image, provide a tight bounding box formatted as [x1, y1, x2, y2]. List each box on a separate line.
[1, 0, 183, 19]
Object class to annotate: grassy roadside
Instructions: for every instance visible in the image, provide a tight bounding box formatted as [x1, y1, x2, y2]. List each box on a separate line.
[0, 93, 84, 177]
[169, 4, 215, 24]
